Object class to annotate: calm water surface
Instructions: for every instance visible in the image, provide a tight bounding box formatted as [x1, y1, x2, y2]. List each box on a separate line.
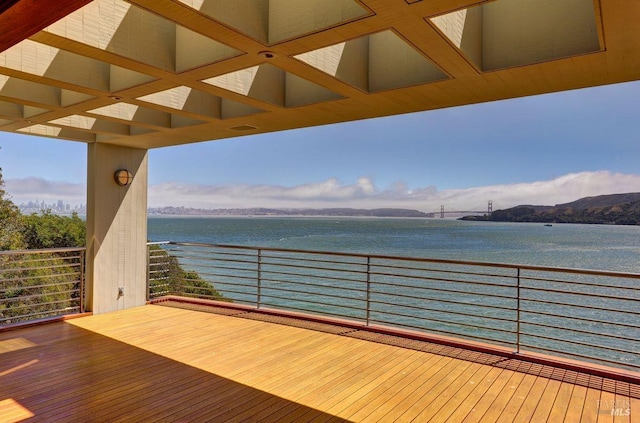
[148, 217, 640, 273]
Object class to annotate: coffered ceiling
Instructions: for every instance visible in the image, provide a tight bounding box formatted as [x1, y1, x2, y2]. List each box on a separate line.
[0, 0, 637, 149]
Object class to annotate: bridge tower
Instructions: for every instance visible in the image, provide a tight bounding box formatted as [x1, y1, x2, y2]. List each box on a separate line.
[488, 200, 493, 216]
[440, 205, 445, 218]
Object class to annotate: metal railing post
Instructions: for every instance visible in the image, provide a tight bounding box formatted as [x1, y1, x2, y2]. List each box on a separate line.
[257, 249, 262, 309]
[80, 249, 85, 313]
[516, 267, 521, 354]
[145, 246, 150, 302]
[366, 256, 371, 326]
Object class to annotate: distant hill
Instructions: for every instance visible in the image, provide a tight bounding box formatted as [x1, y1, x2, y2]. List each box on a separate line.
[460, 193, 640, 225]
[149, 207, 429, 218]
[555, 192, 640, 211]
[282, 208, 429, 217]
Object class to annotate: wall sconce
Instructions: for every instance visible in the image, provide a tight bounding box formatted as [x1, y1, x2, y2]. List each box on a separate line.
[114, 169, 133, 186]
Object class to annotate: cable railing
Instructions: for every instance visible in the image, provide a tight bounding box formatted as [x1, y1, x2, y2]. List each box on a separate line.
[148, 241, 640, 372]
[0, 247, 85, 325]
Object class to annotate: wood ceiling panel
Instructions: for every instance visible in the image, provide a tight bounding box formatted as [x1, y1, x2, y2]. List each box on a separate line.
[0, 0, 638, 148]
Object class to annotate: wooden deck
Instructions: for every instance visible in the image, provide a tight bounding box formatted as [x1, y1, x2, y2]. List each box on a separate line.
[1, 304, 638, 422]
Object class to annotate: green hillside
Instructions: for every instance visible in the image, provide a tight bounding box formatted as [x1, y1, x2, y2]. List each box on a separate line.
[461, 193, 640, 225]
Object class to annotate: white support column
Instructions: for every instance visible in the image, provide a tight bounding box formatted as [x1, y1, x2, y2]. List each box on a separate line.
[85, 143, 148, 314]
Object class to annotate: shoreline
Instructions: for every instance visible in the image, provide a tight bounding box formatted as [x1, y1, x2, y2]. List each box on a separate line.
[147, 214, 434, 219]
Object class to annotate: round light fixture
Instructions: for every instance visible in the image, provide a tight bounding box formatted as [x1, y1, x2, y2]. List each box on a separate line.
[114, 169, 133, 186]
[109, 95, 122, 101]
[258, 51, 277, 59]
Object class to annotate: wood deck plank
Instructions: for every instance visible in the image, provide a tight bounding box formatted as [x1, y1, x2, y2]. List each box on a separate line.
[458, 367, 517, 422]
[565, 384, 590, 422]
[598, 389, 617, 423]
[529, 372, 565, 421]
[4, 340, 178, 411]
[68, 363, 228, 422]
[493, 371, 540, 422]
[631, 394, 640, 423]
[548, 381, 578, 421]
[229, 337, 361, 392]
[260, 345, 398, 423]
[426, 365, 506, 422]
[582, 385, 604, 423]
[37, 351, 217, 418]
[301, 349, 423, 421]
[312, 354, 462, 423]
[394, 358, 476, 421]
[357, 356, 456, 421]
[0, 305, 637, 422]
[418, 363, 497, 423]
[233, 336, 377, 388]
[241, 339, 364, 394]
[477, 368, 528, 422]
[513, 374, 552, 422]
[336, 349, 447, 421]
[613, 390, 632, 423]
[403, 360, 487, 422]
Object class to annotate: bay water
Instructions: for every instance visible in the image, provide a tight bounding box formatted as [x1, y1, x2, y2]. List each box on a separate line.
[148, 217, 640, 273]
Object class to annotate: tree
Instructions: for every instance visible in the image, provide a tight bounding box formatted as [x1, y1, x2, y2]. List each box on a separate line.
[148, 244, 227, 301]
[0, 168, 25, 250]
[21, 211, 86, 249]
[0, 250, 83, 324]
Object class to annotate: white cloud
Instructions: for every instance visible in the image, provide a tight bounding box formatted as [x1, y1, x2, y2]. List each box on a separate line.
[6, 171, 640, 213]
[4, 177, 85, 206]
[148, 171, 640, 212]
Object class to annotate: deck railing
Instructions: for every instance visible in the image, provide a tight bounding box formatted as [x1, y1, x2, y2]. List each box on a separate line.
[148, 241, 640, 372]
[0, 247, 85, 325]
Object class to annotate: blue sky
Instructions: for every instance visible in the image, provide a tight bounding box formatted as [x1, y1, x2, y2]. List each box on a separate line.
[2, 80, 640, 212]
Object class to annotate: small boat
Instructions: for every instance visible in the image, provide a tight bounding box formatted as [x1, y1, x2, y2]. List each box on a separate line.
[544, 224, 553, 227]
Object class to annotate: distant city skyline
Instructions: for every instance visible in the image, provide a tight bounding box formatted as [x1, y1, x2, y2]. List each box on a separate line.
[17, 199, 85, 214]
[3, 80, 640, 212]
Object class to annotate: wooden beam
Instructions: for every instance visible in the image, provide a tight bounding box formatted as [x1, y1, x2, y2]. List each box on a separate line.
[0, 0, 20, 15]
[0, 0, 91, 52]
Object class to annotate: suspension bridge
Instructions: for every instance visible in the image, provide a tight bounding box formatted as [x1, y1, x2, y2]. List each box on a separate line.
[426, 201, 495, 218]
